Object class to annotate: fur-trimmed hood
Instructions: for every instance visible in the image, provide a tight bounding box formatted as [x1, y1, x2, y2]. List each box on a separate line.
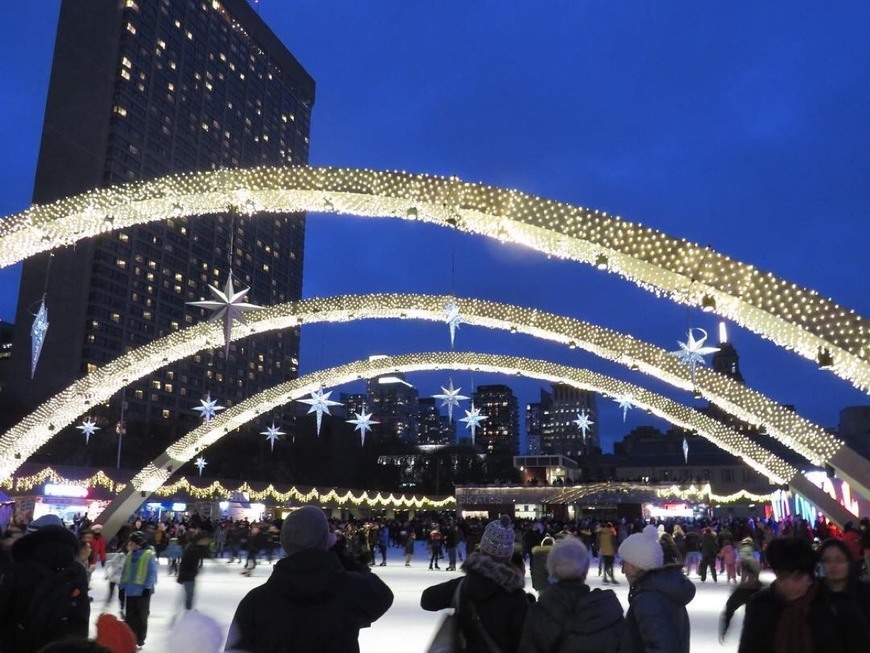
[461, 551, 525, 601]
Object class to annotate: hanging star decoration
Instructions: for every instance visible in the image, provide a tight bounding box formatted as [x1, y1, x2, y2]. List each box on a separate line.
[260, 422, 285, 452]
[573, 410, 594, 442]
[31, 300, 49, 378]
[186, 272, 263, 353]
[682, 436, 689, 464]
[613, 393, 634, 422]
[193, 393, 225, 426]
[347, 409, 379, 446]
[298, 386, 342, 436]
[459, 402, 488, 443]
[76, 418, 100, 445]
[444, 299, 464, 347]
[194, 456, 208, 476]
[432, 378, 469, 422]
[670, 327, 719, 378]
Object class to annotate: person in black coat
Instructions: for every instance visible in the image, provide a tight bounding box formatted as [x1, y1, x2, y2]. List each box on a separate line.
[0, 514, 90, 653]
[818, 538, 870, 627]
[225, 507, 393, 653]
[177, 532, 211, 610]
[738, 537, 869, 653]
[421, 515, 529, 653]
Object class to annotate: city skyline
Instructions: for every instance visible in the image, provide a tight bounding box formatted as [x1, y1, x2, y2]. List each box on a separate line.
[0, 3, 868, 457]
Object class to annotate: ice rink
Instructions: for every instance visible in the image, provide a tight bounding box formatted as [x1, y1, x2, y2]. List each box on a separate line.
[88, 544, 751, 651]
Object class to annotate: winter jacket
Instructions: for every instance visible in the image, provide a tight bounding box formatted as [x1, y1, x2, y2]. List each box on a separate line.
[421, 552, 530, 653]
[119, 547, 157, 597]
[0, 524, 90, 652]
[518, 580, 625, 653]
[104, 552, 126, 584]
[177, 543, 209, 583]
[529, 543, 553, 593]
[738, 581, 869, 653]
[618, 565, 695, 653]
[225, 548, 393, 652]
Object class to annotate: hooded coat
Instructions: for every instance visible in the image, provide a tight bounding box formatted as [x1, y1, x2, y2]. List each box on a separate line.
[618, 565, 696, 653]
[518, 581, 625, 653]
[421, 551, 530, 653]
[225, 548, 393, 652]
[0, 524, 90, 652]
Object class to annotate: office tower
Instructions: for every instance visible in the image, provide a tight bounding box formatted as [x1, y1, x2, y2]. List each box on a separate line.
[3, 0, 314, 467]
[367, 373, 419, 445]
[472, 384, 519, 454]
[417, 397, 454, 445]
[527, 383, 598, 459]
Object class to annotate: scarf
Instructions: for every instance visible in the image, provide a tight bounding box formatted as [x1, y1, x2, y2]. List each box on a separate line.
[774, 581, 818, 653]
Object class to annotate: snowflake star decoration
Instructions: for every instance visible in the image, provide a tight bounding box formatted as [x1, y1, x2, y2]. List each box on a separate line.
[194, 456, 208, 476]
[459, 402, 488, 444]
[31, 300, 49, 378]
[444, 299, 464, 348]
[613, 393, 634, 422]
[260, 422, 286, 452]
[187, 272, 263, 354]
[573, 410, 594, 442]
[347, 409, 379, 446]
[298, 386, 342, 436]
[194, 393, 225, 425]
[670, 327, 719, 380]
[432, 378, 469, 423]
[77, 418, 100, 445]
[682, 436, 689, 464]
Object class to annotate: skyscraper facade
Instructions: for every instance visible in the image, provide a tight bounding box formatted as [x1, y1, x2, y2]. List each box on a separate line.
[472, 384, 519, 454]
[527, 383, 598, 459]
[3, 1, 314, 459]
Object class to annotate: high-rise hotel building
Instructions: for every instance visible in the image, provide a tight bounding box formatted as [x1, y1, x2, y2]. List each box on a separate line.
[2, 0, 314, 451]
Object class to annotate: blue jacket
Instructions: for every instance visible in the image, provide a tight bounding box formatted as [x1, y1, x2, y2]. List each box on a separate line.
[619, 565, 696, 653]
[120, 547, 158, 597]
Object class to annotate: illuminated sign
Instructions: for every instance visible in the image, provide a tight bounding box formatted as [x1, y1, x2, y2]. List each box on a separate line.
[44, 483, 88, 498]
[171, 503, 187, 512]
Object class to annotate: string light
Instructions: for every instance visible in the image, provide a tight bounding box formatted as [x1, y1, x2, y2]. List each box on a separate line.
[0, 166, 864, 390]
[0, 295, 849, 483]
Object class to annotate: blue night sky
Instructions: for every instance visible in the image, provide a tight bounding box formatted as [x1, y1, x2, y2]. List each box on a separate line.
[0, 2, 867, 453]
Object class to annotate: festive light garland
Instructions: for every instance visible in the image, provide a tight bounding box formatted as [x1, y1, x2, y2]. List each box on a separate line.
[0, 294, 851, 484]
[1, 467, 124, 493]
[0, 167, 865, 390]
[120, 352, 799, 497]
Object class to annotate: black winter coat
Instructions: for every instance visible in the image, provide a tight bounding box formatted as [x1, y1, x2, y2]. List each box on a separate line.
[738, 582, 870, 653]
[618, 565, 695, 653]
[421, 552, 530, 653]
[225, 548, 393, 652]
[0, 525, 90, 653]
[518, 581, 625, 653]
[177, 543, 209, 583]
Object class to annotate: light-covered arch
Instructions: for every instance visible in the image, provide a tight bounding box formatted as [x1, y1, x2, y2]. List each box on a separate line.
[2, 294, 867, 498]
[0, 166, 865, 390]
[95, 352, 854, 538]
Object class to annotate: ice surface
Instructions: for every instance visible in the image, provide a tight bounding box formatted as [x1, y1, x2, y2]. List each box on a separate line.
[88, 543, 752, 651]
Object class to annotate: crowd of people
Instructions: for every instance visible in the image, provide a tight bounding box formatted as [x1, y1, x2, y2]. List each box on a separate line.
[0, 510, 867, 652]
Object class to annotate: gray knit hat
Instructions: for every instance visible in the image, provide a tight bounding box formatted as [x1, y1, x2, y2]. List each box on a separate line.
[280, 506, 329, 555]
[480, 515, 515, 560]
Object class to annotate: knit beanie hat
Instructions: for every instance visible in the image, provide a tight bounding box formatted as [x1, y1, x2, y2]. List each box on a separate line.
[26, 514, 64, 533]
[546, 536, 590, 581]
[96, 613, 137, 653]
[168, 610, 223, 653]
[618, 524, 664, 570]
[280, 506, 329, 555]
[480, 515, 515, 560]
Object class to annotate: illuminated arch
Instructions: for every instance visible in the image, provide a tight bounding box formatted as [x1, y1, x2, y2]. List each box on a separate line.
[95, 352, 854, 536]
[0, 167, 865, 389]
[2, 294, 866, 498]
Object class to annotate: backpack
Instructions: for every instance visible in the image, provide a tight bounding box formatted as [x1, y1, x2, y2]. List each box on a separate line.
[13, 561, 89, 652]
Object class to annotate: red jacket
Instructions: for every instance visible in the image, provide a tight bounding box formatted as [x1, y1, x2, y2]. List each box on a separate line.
[91, 532, 107, 564]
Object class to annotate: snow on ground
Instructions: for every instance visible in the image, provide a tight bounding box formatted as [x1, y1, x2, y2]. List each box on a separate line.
[89, 543, 753, 651]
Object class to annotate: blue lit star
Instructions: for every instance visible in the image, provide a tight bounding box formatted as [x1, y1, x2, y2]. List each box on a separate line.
[432, 378, 469, 423]
[298, 386, 342, 435]
[682, 437, 689, 464]
[194, 456, 208, 476]
[260, 422, 285, 452]
[194, 393, 225, 425]
[670, 327, 719, 378]
[30, 300, 49, 379]
[76, 418, 100, 445]
[613, 393, 634, 422]
[444, 299, 464, 347]
[573, 410, 594, 441]
[347, 409, 379, 446]
[459, 402, 488, 444]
